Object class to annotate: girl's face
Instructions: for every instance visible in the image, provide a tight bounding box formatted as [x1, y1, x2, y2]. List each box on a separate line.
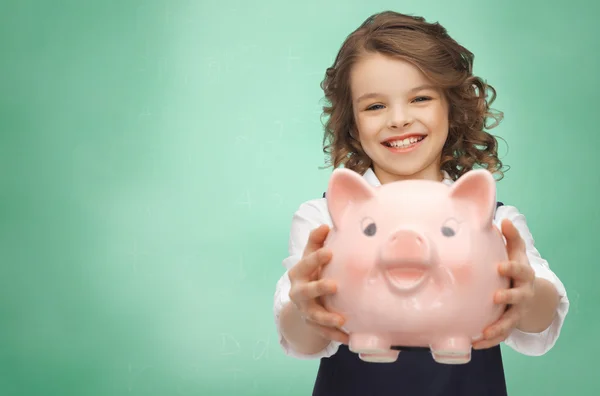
[350, 52, 450, 184]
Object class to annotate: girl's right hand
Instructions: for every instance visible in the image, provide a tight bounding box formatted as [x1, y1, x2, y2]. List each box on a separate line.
[287, 224, 349, 344]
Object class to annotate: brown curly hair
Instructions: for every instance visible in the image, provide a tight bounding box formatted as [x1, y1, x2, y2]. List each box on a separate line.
[320, 11, 507, 181]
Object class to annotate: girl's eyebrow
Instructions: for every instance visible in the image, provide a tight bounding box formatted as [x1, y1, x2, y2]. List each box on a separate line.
[355, 92, 382, 103]
[409, 84, 436, 93]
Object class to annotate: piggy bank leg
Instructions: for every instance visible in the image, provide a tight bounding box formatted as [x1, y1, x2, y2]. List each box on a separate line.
[430, 336, 472, 364]
[349, 333, 392, 355]
[359, 350, 400, 363]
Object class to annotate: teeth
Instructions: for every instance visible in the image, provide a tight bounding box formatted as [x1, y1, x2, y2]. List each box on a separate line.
[387, 136, 423, 148]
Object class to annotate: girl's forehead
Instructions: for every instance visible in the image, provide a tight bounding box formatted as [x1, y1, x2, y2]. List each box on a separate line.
[350, 54, 433, 95]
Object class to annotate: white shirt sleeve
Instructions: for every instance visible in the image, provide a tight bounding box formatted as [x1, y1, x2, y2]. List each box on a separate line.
[495, 205, 570, 356]
[273, 200, 341, 359]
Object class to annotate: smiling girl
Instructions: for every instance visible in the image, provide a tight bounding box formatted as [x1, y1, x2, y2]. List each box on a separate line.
[273, 10, 569, 396]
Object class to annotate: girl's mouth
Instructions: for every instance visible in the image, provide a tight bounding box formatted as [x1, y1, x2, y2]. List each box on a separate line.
[382, 135, 426, 152]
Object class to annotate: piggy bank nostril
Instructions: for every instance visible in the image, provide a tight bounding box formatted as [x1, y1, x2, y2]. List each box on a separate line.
[393, 230, 423, 242]
[389, 231, 427, 251]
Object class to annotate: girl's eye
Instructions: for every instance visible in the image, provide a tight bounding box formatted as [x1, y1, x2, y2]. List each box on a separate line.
[413, 96, 431, 103]
[366, 104, 385, 111]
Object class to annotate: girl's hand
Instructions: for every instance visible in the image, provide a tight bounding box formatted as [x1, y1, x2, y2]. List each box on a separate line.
[288, 225, 349, 344]
[473, 219, 536, 350]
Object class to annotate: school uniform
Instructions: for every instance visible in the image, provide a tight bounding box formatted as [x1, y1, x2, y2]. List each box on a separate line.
[273, 168, 569, 396]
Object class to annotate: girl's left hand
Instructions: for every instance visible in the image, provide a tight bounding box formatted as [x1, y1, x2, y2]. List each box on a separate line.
[472, 218, 536, 350]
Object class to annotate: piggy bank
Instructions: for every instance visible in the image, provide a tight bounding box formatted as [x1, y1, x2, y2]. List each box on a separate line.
[319, 168, 510, 364]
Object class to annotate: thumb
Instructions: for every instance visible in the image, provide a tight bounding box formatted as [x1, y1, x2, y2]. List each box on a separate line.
[501, 219, 526, 256]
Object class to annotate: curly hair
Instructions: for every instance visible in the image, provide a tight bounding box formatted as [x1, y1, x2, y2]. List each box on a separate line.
[320, 11, 507, 181]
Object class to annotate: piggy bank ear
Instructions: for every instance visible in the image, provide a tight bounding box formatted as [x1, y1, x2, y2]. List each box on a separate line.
[448, 169, 497, 229]
[326, 168, 375, 227]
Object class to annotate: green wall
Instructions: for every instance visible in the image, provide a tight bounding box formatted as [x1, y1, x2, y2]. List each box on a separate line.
[1, 0, 597, 394]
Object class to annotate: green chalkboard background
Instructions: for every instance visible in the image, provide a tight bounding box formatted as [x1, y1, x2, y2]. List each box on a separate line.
[1, 0, 598, 395]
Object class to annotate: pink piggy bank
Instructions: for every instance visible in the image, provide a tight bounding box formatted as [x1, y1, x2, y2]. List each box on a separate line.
[319, 168, 510, 364]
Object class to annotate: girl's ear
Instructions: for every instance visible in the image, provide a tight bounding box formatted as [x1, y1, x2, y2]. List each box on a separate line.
[447, 169, 497, 230]
[326, 168, 375, 227]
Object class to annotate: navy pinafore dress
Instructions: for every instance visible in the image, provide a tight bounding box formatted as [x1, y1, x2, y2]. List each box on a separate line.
[313, 195, 508, 396]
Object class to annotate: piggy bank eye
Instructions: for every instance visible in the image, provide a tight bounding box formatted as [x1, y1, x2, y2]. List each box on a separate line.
[361, 217, 377, 236]
[441, 226, 455, 237]
[441, 218, 460, 237]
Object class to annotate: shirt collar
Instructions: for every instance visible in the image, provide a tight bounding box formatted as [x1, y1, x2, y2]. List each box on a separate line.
[362, 167, 453, 186]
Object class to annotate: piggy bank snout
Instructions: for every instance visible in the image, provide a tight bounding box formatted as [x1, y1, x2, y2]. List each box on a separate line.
[381, 229, 430, 264]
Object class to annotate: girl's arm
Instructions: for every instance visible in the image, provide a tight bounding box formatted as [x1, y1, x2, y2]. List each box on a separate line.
[279, 300, 332, 355]
[517, 277, 561, 333]
[274, 200, 342, 359]
[496, 205, 570, 356]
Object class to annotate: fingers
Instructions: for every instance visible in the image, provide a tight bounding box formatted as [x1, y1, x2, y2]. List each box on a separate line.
[288, 277, 343, 330]
[287, 224, 348, 345]
[289, 278, 337, 302]
[303, 300, 345, 328]
[303, 224, 330, 256]
[289, 248, 332, 280]
[288, 225, 332, 281]
[305, 320, 349, 344]
[473, 306, 522, 349]
[498, 260, 535, 283]
[483, 305, 522, 340]
[472, 335, 505, 350]
[494, 285, 535, 305]
[501, 219, 526, 256]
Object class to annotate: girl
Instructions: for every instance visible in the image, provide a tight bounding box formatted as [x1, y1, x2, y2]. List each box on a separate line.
[273, 10, 569, 396]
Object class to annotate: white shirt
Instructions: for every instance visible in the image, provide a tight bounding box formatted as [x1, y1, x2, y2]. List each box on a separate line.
[273, 168, 570, 359]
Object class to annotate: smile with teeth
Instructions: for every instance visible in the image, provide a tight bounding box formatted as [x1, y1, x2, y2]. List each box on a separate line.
[383, 136, 425, 149]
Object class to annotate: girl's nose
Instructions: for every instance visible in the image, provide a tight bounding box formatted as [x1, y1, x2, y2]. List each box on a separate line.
[387, 106, 414, 129]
